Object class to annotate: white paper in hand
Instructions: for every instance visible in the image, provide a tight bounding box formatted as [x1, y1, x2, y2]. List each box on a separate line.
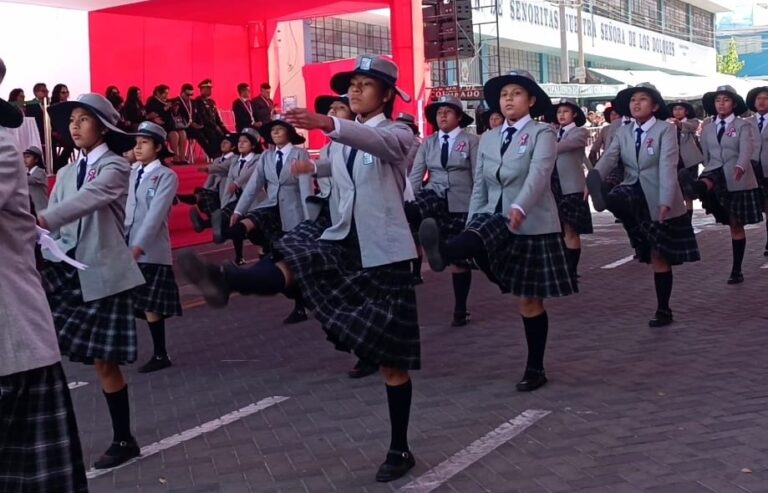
[36, 226, 88, 270]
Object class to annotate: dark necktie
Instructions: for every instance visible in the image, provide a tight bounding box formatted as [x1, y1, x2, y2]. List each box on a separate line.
[238, 158, 246, 173]
[76, 156, 87, 190]
[717, 120, 726, 143]
[346, 148, 358, 179]
[275, 150, 283, 178]
[134, 167, 144, 194]
[558, 128, 565, 142]
[500, 127, 516, 156]
[760, 115, 764, 133]
[440, 135, 449, 168]
[635, 127, 643, 159]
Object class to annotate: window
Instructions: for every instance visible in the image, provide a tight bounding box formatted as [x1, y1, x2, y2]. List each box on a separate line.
[691, 6, 714, 47]
[309, 16, 391, 63]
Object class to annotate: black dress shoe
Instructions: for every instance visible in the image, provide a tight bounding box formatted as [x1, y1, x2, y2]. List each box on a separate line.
[418, 218, 447, 272]
[138, 355, 172, 373]
[93, 438, 141, 469]
[727, 272, 744, 284]
[677, 168, 699, 200]
[189, 208, 209, 233]
[516, 369, 548, 392]
[412, 275, 424, 285]
[177, 250, 230, 308]
[375, 450, 415, 482]
[451, 311, 470, 327]
[648, 310, 673, 328]
[283, 307, 308, 325]
[347, 359, 379, 379]
[211, 210, 225, 244]
[586, 169, 606, 211]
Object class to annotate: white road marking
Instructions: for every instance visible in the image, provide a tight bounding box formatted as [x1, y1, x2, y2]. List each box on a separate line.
[67, 381, 89, 390]
[601, 255, 635, 269]
[85, 396, 290, 479]
[398, 409, 551, 493]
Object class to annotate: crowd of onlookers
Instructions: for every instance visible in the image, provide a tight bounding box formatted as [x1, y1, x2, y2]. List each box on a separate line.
[7, 80, 276, 171]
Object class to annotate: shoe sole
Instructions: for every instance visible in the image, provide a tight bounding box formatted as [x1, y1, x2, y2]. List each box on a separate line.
[586, 169, 606, 212]
[189, 208, 205, 233]
[375, 458, 416, 482]
[211, 210, 225, 244]
[177, 251, 229, 308]
[418, 219, 446, 272]
[516, 378, 548, 392]
[137, 360, 172, 373]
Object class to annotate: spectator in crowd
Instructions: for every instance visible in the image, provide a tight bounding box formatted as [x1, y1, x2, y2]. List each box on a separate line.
[251, 82, 274, 128]
[49, 84, 75, 171]
[106, 86, 123, 111]
[24, 82, 48, 143]
[51, 84, 69, 104]
[170, 83, 195, 164]
[8, 88, 24, 110]
[121, 86, 145, 132]
[146, 84, 181, 162]
[193, 79, 228, 159]
[233, 82, 256, 133]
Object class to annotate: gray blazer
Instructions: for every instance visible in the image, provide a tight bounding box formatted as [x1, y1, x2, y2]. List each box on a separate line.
[700, 117, 759, 192]
[125, 164, 179, 265]
[469, 120, 561, 235]
[0, 129, 61, 376]
[409, 130, 479, 212]
[596, 120, 687, 221]
[674, 118, 703, 169]
[204, 153, 235, 192]
[40, 150, 145, 302]
[746, 115, 768, 175]
[315, 117, 417, 267]
[221, 153, 260, 205]
[555, 126, 589, 195]
[235, 147, 312, 232]
[27, 166, 49, 213]
[589, 121, 619, 163]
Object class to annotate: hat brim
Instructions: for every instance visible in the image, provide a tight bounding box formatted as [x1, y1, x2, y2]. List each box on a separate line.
[425, 101, 474, 128]
[615, 87, 670, 121]
[48, 101, 135, 153]
[702, 90, 748, 117]
[314, 95, 351, 115]
[667, 101, 696, 119]
[259, 120, 306, 146]
[0, 98, 23, 129]
[483, 75, 551, 119]
[746, 86, 768, 112]
[548, 101, 587, 127]
[330, 69, 412, 103]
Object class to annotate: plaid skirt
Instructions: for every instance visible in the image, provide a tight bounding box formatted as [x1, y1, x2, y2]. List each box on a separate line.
[466, 213, 577, 298]
[606, 183, 700, 265]
[408, 190, 471, 268]
[603, 161, 625, 191]
[551, 170, 593, 234]
[195, 187, 221, 215]
[699, 168, 764, 226]
[40, 261, 138, 365]
[0, 363, 88, 493]
[244, 206, 285, 251]
[134, 263, 182, 319]
[274, 221, 421, 370]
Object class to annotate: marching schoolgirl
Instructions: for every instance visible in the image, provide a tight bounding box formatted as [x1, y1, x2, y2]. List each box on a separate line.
[745, 86, 768, 255]
[419, 69, 576, 392]
[678, 85, 761, 284]
[210, 128, 263, 264]
[39, 93, 146, 468]
[483, 109, 504, 132]
[667, 100, 703, 216]
[394, 111, 425, 284]
[587, 83, 700, 327]
[407, 94, 478, 327]
[23, 145, 49, 213]
[125, 121, 182, 373]
[229, 119, 312, 324]
[550, 98, 593, 278]
[178, 54, 419, 482]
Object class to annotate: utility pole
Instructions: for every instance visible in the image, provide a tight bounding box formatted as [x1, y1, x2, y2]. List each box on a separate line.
[559, 0, 569, 83]
[576, 0, 586, 83]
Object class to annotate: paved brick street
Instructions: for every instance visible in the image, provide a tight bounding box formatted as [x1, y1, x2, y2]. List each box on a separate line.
[63, 210, 768, 493]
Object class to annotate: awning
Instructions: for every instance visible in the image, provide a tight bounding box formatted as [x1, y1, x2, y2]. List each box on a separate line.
[540, 83, 627, 99]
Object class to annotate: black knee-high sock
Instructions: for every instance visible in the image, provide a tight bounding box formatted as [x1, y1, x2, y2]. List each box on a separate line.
[444, 231, 485, 265]
[223, 258, 286, 295]
[732, 238, 746, 274]
[452, 271, 472, 313]
[386, 379, 412, 454]
[654, 271, 673, 313]
[293, 297, 305, 313]
[104, 385, 132, 442]
[232, 237, 244, 261]
[764, 220, 768, 248]
[412, 256, 423, 278]
[522, 312, 548, 372]
[566, 248, 581, 277]
[148, 319, 167, 357]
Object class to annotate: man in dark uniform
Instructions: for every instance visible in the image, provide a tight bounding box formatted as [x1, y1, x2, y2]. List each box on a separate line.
[24, 83, 49, 146]
[232, 83, 256, 133]
[193, 79, 229, 159]
[251, 82, 274, 128]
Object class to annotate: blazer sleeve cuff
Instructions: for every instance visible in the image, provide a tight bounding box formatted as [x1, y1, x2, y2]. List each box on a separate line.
[324, 116, 341, 138]
[510, 204, 526, 216]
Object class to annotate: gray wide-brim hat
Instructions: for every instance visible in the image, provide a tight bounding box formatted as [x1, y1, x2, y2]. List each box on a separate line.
[0, 57, 24, 129]
[483, 69, 551, 118]
[702, 85, 747, 116]
[259, 120, 305, 146]
[135, 121, 174, 159]
[667, 99, 696, 119]
[330, 54, 411, 102]
[48, 93, 135, 153]
[23, 145, 43, 158]
[425, 95, 473, 128]
[395, 112, 419, 135]
[615, 82, 670, 120]
[551, 97, 586, 126]
[314, 94, 352, 116]
[746, 86, 768, 112]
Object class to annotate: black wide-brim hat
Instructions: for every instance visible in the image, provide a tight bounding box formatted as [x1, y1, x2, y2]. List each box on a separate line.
[615, 83, 670, 120]
[49, 93, 135, 153]
[702, 85, 747, 116]
[483, 69, 551, 119]
[667, 99, 696, 119]
[746, 86, 768, 112]
[425, 95, 473, 128]
[481, 107, 503, 127]
[314, 95, 351, 116]
[259, 119, 306, 146]
[550, 98, 586, 127]
[330, 54, 411, 102]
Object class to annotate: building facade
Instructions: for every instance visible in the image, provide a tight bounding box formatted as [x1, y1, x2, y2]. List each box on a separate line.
[716, 2, 768, 78]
